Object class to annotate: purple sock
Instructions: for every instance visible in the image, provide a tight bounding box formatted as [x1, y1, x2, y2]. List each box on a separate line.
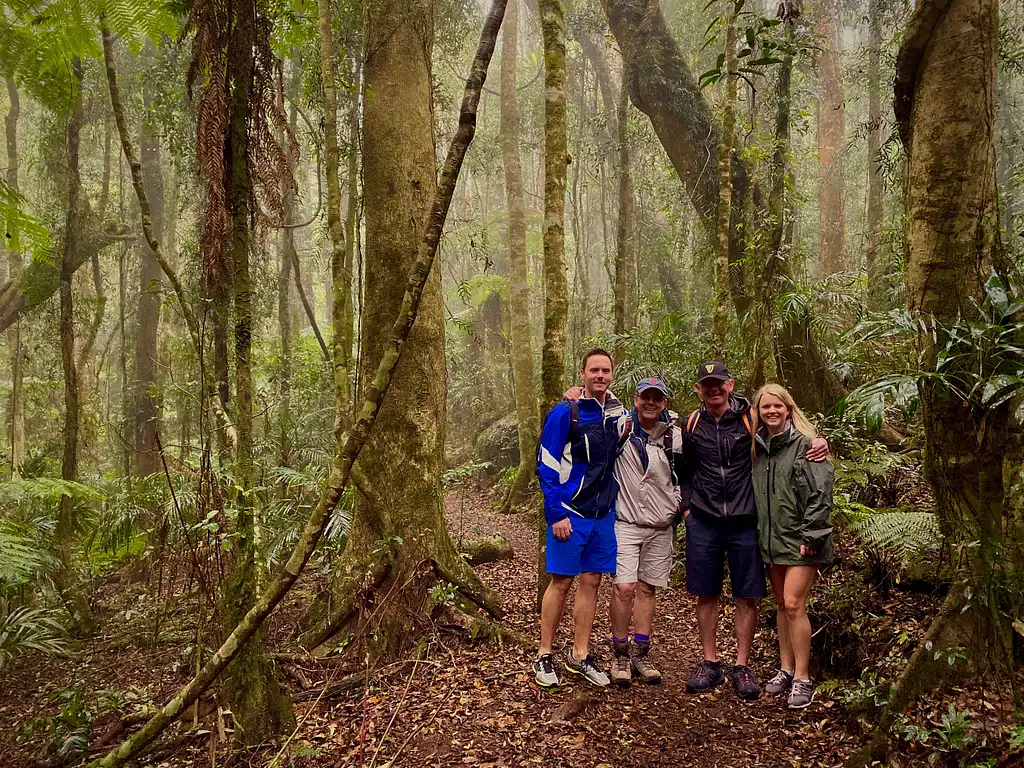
[633, 633, 650, 645]
[612, 636, 629, 646]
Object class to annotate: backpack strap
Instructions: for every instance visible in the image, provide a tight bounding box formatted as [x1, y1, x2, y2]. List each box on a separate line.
[685, 410, 701, 434]
[568, 400, 580, 440]
[741, 411, 753, 435]
[617, 416, 633, 454]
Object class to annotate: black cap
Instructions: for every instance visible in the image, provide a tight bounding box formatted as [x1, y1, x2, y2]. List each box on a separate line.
[636, 377, 672, 397]
[696, 361, 731, 383]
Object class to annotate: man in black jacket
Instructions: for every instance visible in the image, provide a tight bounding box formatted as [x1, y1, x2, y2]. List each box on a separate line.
[679, 361, 828, 700]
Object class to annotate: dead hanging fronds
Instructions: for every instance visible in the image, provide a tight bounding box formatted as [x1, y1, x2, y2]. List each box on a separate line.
[184, 0, 297, 285]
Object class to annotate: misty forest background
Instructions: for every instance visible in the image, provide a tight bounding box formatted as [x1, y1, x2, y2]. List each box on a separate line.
[0, 0, 1022, 764]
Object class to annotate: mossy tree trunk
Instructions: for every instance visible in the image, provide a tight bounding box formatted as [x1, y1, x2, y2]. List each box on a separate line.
[218, 32, 295, 746]
[847, 0, 1012, 760]
[306, 0, 503, 659]
[499, 0, 539, 514]
[56, 58, 96, 636]
[4, 78, 25, 480]
[537, 0, 569, 609]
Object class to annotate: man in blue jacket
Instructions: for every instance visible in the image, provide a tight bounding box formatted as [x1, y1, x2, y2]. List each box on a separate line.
[534, 348, 625, 689]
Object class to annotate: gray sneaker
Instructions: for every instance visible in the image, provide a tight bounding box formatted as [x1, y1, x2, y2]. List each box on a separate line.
[788, 678, 815, 709]
[565, 650, 611, 687]
[533, 653, 559, 689]
[765, 669, 794, 695]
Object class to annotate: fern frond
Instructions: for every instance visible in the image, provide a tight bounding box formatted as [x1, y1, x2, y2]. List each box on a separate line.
[0, 607, 67, 668]
[852, 511, 941, 561]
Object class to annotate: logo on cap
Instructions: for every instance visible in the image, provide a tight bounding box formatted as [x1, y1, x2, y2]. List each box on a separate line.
[705, 364, 715, 373]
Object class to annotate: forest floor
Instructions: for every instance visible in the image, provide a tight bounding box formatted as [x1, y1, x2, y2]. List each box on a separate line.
[1, 478, 1020, 768]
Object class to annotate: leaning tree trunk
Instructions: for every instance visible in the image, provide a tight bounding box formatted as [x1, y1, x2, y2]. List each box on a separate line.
[848, 0, 1010, 762]
[499, 0, 540, 514]
[613, 83, 634, 361]
[56, 59, 96, 636]
[816, 0, 846, 276]
[303, 0, 503, 659]
[5, 78, 25, 479]
[134, 66, 164, 478]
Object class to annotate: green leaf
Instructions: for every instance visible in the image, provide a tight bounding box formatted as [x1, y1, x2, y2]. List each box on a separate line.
[749, 56, 784, 66]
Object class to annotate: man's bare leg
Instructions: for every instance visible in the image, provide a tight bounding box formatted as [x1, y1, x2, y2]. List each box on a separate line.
[609, 582, 635, 640]
[633, 582, 657, 636]
[572, 572, 602, 659]
[734, 597, 759, 668]
[538, 575, 573, 656]
[696, 595, 720, 662]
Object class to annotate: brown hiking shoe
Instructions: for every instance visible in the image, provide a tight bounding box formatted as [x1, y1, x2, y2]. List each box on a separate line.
[610, 650, 632, 687]
[631, 645, 662, 684]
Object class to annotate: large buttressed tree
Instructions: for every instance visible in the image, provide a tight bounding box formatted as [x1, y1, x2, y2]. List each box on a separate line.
[302, 0, 502, 659]
[845, 0, 1018, 759]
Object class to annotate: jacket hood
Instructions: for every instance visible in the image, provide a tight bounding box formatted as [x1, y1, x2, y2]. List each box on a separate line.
[755, 420, 799, 451]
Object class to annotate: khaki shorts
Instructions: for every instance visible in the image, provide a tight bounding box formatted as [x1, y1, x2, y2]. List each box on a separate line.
[614, 519, 674, 587]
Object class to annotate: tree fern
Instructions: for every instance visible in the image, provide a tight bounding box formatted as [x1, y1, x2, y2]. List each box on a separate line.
[0, 525, 49, 587]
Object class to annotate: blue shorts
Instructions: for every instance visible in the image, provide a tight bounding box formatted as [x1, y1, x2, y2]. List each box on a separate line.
[546, 513, 617, 576]
[684, 513, 766, 599]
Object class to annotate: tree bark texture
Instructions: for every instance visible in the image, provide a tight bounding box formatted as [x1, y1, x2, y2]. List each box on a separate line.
[865, 0, 884, 292]
[712, 11, 737, 358]
[883, 0, 1010, 734]
[499, 0, 540, 513]
[816, 0, 846, 275]
[319, 0, 352, 433]
[56, 59, 95, 635]
[5, 78, 25, 479]
[613, 82, 634, 359]
[539, 0, 569, 411]
[134, 69, 164, 478]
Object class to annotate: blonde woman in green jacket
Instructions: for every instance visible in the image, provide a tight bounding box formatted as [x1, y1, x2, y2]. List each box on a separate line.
[751, 383, 834, 710]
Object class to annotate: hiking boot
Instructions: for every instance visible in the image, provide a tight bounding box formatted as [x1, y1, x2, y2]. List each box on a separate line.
[565, 650, 611, 688]
[788, 678, 815, 709]
[685, 660, 724, 693]
[764, 669, 794, 696]
[631, 644, 662, 685]
[731, 665, 761, 701]
[610, 653, 632, 687]
[533, 653, 559, 689]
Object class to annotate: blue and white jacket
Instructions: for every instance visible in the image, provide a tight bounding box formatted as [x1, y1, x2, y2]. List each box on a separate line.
[537, 394, 626, 525]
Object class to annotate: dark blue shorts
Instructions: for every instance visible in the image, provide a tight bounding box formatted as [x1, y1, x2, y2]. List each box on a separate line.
[546, 513, 617, 576]
[684, 513, 766, 599]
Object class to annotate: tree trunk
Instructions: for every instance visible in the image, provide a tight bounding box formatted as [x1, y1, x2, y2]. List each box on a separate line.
[5, 78, 25, 480]
[217, 36, 295, 746]
[56, 58, 95, 636]
[613, 83, 633, 360]
[307, 0, 501, 659]
[134, 68, 164, 478]
[341, 57, 361, 406]
[712, 9, 737, 358]
[865, 0, 884, 295]
[816, 0, 846, 275]
[539, 0, 569, 411]
[499, 0, 539, 514]
[319, 0, 352, 434]
[278, 68, 298, 467]
[845, 1, 1011, 762]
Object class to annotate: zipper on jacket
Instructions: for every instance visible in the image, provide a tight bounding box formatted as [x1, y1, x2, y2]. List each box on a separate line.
[716, 420, 729, 517]
[767, 440, 774, 563]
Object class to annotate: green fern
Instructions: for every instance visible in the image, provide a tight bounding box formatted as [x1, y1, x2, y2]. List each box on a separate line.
[0, 607, 67, 669]
[852, 510, 941, 562]
[0, 526, 49, 586]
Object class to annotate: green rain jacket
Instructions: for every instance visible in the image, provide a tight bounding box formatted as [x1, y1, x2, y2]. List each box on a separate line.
[752, 423, 834, 566]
